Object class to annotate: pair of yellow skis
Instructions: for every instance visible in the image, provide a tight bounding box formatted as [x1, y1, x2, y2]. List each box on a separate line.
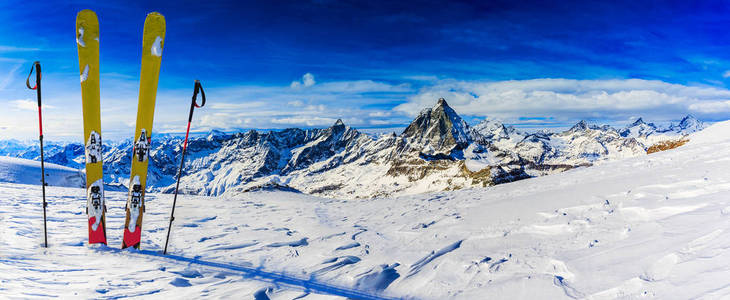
[76, 10, 165, 249]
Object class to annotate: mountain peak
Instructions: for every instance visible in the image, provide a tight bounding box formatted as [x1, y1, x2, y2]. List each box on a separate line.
[678, 115, 698, 127]
[333, 119, 345, 127]
[569, 120, 589, 131]
[630, 118, 646, 127]
[669, 114, 705, 133]
[620, 117, 657, 138]
[206, 129, 230, 142]
[434, 97, 448, 109]
[474, 118, 512, 141]
[402, 98, 470, 157]
[626, 117, 657, 130]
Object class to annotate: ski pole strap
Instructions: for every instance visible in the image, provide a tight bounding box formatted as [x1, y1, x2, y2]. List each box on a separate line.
[188, 80, 206, 122]
[26, 61, 41, 93]
[193, 80, 206, 108]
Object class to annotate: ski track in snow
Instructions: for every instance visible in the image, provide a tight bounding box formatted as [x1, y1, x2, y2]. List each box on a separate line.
[3, 122, 730, 298]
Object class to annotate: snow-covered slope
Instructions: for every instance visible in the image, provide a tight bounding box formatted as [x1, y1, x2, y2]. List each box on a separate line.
[687, 120, 730, 146]
[0, 156, 84, 188]
[2, 121, 730, 299]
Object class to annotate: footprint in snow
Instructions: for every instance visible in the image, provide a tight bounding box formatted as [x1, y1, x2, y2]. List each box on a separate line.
[169, 278, 192, 287]
[267, 238, 308, 248]
[335, 242, 360, 251]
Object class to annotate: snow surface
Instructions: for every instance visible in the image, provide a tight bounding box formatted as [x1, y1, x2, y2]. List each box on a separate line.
[0, 156, 83, 188]
[2, 120, 730, 298]
[687, 120, 730, 146]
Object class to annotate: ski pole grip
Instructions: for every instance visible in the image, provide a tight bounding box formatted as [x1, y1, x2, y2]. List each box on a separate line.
[26, 61, 41, 95]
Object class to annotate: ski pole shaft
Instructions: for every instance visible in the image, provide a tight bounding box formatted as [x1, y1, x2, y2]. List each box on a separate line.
[164, 80, 205, 254]
[27, 61, 47, 248]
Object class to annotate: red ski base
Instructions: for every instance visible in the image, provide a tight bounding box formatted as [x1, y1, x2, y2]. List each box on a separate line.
[88, 217, 106, 244]
[122, 227, 141, 249]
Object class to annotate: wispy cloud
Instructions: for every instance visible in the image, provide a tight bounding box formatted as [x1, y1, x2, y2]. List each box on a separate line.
[396, 78, 730, 124]
[11, 99, 55, 111]
[208, 101, 267, 110]
[0, 45, 40, 52]
[271, 116, 338, 126]
[181, 76, 414, 132]
[0, 64, 22, 90]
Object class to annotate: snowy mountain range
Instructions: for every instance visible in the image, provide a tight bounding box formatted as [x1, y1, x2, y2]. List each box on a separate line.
[0, 99, 707, 199]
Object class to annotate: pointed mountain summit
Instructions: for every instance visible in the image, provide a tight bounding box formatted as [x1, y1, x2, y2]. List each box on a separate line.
[402, 98, 471, 155]
[473, 118, 513, 141]
[620, 117, 658, 138]
[669, 115, 705, 134]
[629, 118, 646, 127]
[629, 117, 657, 128]
[206, 129, 230, 142]
[568, 120, 590, 132]
[282, 118, 363, 173]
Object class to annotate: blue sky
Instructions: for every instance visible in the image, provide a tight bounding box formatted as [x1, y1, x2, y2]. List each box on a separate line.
[3, 0, 730, 140]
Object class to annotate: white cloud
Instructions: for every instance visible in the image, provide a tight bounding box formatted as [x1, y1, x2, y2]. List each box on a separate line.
[395, 78, 730, 122]
[302, 73, 315, 87]
[402, 75, 439, 82]
[315, 80, 410, 93]
[368, 111, 392, 117]
[689, 101, 730, 113]
[291, 73, 316, 88]
[271, 116, 337, 126]
[208, 101, 267, 110]
[288, 100, 305, 107]
[723, 70, 730, 78]
[368, 119, 403, 125]
[183, 77, 414, 131]
[0, 64, 21, 90]
[11, 99, 55, 111]
[0, 45, 40, 52]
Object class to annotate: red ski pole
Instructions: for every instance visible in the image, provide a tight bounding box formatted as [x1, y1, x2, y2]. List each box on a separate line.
[164, 80, 206, 254]
[26, 61, 48, 248]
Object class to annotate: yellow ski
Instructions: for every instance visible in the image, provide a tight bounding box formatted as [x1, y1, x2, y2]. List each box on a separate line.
[76, 9, 107, 245]
[122, 12, 165, 249]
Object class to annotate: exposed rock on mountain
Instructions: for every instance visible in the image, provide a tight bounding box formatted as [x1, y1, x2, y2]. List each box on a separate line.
[401, 98, 470, 158]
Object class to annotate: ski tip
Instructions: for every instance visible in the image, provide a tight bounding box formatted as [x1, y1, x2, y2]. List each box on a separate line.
[76, 9, 99, 49]
[145, 11, 166, 24]
[143, 11, 166, 34]
[77, 9, 98, 20]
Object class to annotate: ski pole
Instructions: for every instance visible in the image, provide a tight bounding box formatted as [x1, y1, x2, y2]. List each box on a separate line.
[26, 61, 48, 248]
[164, 80, 206, 254]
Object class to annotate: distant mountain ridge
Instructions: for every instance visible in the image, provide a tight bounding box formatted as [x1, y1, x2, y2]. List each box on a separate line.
[0, 99, 707, 199]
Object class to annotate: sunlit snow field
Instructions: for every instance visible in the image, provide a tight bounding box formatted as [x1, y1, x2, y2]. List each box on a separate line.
[2, 122, 730, 299]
